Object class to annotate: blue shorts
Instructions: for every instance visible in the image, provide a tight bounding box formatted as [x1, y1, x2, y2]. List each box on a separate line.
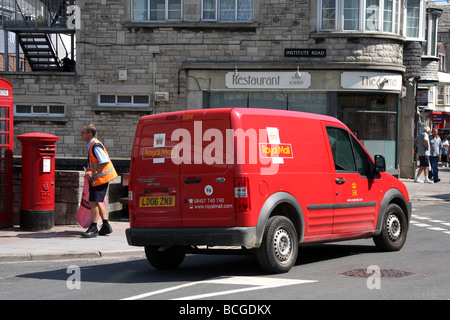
[89, 182, 109, 202]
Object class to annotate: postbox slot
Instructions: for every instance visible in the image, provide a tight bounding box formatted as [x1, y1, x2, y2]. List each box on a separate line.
[39, 149, 55, 154]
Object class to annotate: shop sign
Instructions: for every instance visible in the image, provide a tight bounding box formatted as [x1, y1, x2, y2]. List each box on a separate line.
[341, 72, 402, 91]
[417, 90, 428, 106]
[225, 72, 311, 89]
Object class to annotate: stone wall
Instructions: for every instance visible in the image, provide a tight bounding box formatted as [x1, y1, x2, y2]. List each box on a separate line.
[3, 0, 406, 160]
[13, 166, 126, 226]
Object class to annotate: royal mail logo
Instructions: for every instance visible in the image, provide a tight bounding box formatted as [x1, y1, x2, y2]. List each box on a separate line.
[142, 147, 174, 159]
[259, 143, 293, 159]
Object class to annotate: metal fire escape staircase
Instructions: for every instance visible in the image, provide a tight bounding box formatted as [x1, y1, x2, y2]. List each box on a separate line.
[1, 0, 76, 72]
[18, 32, 61, 71]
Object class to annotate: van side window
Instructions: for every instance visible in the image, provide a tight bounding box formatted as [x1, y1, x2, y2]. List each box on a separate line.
[326, 127, 371, 176]
[326, 127, 356, 171]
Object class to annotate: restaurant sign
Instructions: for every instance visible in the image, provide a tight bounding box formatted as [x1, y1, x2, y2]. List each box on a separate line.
[225, 72, 311, 89]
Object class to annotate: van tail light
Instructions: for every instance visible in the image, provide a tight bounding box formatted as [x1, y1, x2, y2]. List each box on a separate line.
[235, 177, 250, 212]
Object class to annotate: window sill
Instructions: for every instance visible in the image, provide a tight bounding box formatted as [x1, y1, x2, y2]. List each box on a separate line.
[311, 32, 405, 42]
[92, 105, 152, 112]
[14, 116, 69, 123]
[0, 71, 76, 76]
[122, 21, 259, 31]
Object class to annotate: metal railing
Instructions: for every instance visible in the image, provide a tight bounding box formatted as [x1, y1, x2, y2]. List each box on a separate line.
[0, 0, 75, 29]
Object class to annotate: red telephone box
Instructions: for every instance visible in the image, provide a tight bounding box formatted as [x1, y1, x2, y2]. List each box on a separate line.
[0, 78, 13, 228]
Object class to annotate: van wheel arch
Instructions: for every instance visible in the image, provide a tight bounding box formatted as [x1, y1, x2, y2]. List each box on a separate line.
[256, 192, 305, 247]
[376, 189, 411, 236]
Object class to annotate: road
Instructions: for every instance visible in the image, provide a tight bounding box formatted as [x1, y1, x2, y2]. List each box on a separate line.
[0, 200, 449, 304]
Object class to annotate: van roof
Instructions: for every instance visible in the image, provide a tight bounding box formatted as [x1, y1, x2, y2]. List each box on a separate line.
[142, 108, 342, 124]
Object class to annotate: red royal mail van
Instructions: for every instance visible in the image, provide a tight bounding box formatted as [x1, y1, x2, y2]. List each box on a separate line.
[126, 108, 411, 273]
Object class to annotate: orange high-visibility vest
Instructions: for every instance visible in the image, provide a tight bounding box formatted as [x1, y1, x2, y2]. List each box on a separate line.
[87, 138, 118, 186]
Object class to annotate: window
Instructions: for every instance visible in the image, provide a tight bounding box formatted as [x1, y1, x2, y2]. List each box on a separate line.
[14, 104, 65, 117]
[327, 127, 357, 171]
[383, 0, 393, 32]
[423, 10, 440, 57]
[202, 0, 253, 21]
[439, 52, 446, 72]
[365, 0, 379, 31]
[344, 0, 360, 30]
[132, 0, 182, 21]
[98, 94, 150, 106]
[205, 91, 328, 114]
[318, 0, 401, 34]
[436, 85, 450, 105]
[321, 0, 336, 30]
[337, 93, 397, 169]
[405, 0, 424, 40]
[326, 126, 371, 175]
[202, 0, 216, 20]
[446, 87, 450, 106]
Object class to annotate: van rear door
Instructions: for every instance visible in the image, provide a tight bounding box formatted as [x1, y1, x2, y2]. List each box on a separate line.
[132, 115, 181, 227]
[178, 112, 235, 227]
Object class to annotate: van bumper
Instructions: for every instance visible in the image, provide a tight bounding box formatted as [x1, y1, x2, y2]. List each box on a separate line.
[126, 227, 258, 248]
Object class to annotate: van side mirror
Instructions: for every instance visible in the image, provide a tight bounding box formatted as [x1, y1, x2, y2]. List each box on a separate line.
[374, 155, 386, 173]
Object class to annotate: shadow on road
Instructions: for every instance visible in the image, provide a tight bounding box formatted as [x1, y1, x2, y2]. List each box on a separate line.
[16, 242, 378, 284]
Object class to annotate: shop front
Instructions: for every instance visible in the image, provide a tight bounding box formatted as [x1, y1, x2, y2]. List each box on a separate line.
[186, 69, 402, 170]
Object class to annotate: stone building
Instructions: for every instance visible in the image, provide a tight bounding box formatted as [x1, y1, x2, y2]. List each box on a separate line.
[0, 1, 441, 219]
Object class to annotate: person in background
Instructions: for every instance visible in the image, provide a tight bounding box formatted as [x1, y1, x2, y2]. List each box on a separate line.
[428, 128, 442, 183]
[80, 124, 118, 238]
[414, 126, 433, 183]
[441, 135, 448, 168]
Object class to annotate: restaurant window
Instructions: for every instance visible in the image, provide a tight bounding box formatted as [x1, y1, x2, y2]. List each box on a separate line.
[205, 91, 328, 115]
[337, 93, 398, 169]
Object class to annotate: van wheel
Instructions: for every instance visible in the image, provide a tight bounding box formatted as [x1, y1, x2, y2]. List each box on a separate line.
[256, 216, 298, 274]
[373, 204, 408, 251]
[144, 245, 185, 270]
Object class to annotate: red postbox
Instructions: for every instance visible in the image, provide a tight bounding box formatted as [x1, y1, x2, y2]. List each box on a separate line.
[0, 78, 13, 228]
[17, 133, 59, 231]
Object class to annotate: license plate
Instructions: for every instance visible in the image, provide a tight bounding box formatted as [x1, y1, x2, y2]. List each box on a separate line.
[139, 196, 175, 207]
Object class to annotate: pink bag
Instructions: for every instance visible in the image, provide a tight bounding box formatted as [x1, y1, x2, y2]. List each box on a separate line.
[77, 175, 108, 228]
[77, 175, 92, 228]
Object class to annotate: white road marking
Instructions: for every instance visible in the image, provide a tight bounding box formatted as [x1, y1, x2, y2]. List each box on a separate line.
[413, 223, 431, 227]
[410, 215, 450, 236]
[427, 227, 447, 231]
[122, 276, 317, 300]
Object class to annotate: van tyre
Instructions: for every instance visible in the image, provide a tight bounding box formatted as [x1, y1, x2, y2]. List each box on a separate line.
[145, 245, 185, 270]
[256, 216, 298, 274]
[373, 204, 408, 251]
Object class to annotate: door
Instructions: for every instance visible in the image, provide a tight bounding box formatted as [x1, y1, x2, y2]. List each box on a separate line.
[0, 78, 13, 228]
[326, 126, 379, 234]
[132, 116, 182, 227]
[180, 112, 235, 227]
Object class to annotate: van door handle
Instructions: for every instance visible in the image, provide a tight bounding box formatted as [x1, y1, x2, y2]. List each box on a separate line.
[184, 177, 201, 184]
[335, 177, 345, 185]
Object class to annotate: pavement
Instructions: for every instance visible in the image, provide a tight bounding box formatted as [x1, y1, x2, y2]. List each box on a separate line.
[1, 166, 450, 263]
